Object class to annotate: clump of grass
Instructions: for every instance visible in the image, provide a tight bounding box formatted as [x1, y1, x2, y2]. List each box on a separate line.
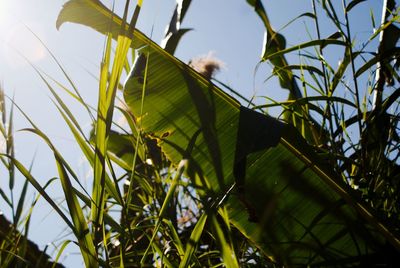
[1, 0, 399, 267]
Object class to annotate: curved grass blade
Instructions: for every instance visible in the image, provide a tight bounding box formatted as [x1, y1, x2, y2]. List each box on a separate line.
[179, 213, 208, 268]
[210, 212, 239, 268]
[257, 95, 357, 109]
[263, 39, 346, 62]
[52, 240, 71, 268]
[21, 128, 98, 267]
[346, 0, 367, 12]
[355, 48, 400, 78]
[0, 155, 74, 231]
[91, 1, 141, 237]
[140, 160, 186, 265]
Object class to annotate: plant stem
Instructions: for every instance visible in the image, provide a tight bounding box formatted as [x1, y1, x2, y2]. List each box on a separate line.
[373, 0, 390, 110]
[342, 0, 365, 168]
[311, 0, 336, 145]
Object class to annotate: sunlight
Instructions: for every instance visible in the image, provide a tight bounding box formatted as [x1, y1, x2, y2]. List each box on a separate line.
[0, 1, 47, 68]
[2, 23, 47, 67]
[0, 0, 10, 25]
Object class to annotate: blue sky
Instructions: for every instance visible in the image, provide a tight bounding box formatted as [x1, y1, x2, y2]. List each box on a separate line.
[0, 0, 387, 266]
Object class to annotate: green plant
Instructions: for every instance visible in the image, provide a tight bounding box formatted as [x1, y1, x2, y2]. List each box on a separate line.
[1, 0, 399, 267]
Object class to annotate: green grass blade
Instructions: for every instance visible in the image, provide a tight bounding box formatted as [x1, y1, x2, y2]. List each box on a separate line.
[91, 32, 112, 231]
[54, 154, 98, 267]
[263, 39, 346, 62]
[52, 240, 71, 268]
[140, 160, 186, 265]
[210, 212, 239, 268]
[162, 219, 184, 259]
[14, 178, 29, 225]
[55, 104, 123, 204]
[17, 127, 98, 266]
[179, 213, 207, 268]
[1, 154, 74, 230]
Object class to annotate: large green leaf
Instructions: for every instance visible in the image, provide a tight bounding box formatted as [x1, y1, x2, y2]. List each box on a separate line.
[56, 0, 151, 50]
[123, 40, 399, 266]
[57, 0, 400, 265]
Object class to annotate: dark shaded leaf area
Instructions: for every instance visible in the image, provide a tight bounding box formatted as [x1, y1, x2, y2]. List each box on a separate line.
[0, 214, 65, 268]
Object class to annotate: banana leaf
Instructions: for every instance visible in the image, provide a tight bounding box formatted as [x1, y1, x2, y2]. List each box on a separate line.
[123, 44, 399, 266]
[57, 0, 400, 265]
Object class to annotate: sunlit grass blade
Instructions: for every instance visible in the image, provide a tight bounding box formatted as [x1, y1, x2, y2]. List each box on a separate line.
[0, 154, 74, 230]
[162, 219, 184, 259]
[25, 25, 95, 122]
[92, 1, 141, 235]
[39, 56, 125, 206]
[140, 161, 185, 265]
[210, 212, 239, 268]
[54, 104, 123, 205]
[179, 213, 207, 268]
[54, 154, 97, 267]
[52, 240, 71, 268]
[91, 32, 112, 231]
[18, 127, 98, 266]
[39, 72, 91, 139]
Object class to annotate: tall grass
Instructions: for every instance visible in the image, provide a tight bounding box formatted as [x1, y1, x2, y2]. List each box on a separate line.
[0, 0, 399, 267]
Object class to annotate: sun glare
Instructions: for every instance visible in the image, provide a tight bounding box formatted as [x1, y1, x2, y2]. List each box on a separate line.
[3, 24, 47, 67]
[0, 0, 10, 24]
[0, 1, 47, 68]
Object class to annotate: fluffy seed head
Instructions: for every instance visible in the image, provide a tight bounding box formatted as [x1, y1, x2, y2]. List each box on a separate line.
[189, 52, 225, 79]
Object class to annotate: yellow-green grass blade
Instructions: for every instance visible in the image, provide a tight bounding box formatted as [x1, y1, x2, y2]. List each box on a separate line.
[92, 31, 111, 233]
[210, 213, 239, 268]
[162, 219, 184, 259]
[124, 49, 150, 217]
[140, 160, 185, 265]
[179, 213, 208, 268]
[20, 128, 97, 267]
[22, 38, 123, 209]
[91, 1, 141, 234]
[54, 156, 97, 267]
[55, 103, 123, 205]
[0, 155, 74, 231]
[11, 95, 116, 264]
[52, 240, 71, 268]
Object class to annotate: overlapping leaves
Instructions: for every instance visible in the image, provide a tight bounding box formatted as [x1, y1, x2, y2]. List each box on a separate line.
[57, 0, 400, 266]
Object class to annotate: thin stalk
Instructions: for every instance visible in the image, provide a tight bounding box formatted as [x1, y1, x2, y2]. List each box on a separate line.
[140, 160, 186, 265]
[342, 0, 364, 164]
[372, 0, 389, 110]
[311, 0, 336, 151]
[311, 0, 329, 94]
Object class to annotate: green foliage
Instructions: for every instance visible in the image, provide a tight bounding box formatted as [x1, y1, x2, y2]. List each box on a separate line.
[0, 0, 399, 267]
